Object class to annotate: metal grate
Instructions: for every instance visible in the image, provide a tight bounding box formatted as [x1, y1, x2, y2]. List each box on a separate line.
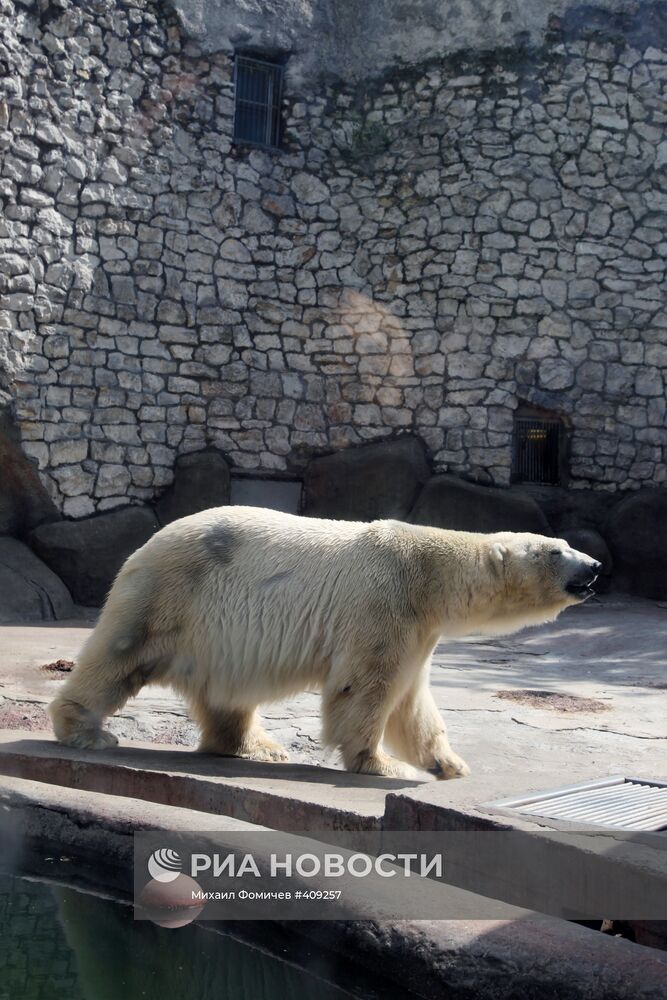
[491, 777, 667, 832]
[233, 55, 284, 149]
[511, 417, 562, 484]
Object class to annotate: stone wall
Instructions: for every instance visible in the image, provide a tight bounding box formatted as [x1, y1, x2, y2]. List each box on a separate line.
[0, 0, 666, 517]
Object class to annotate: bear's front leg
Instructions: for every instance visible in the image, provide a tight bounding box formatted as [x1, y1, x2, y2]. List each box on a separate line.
[191, 702, 289, 762]
[321, 673, 419, 780]
[384, 680, 470, 780]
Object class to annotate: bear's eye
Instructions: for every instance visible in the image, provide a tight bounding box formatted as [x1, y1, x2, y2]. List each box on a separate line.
[549, 549, 562, 557]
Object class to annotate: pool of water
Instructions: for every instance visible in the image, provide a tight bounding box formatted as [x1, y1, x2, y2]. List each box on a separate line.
[0, 873, 374, 1000]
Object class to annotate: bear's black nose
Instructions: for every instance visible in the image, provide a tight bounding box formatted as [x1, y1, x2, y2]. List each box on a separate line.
[566, 562, 600, 596]
[572, 564, 600, 585]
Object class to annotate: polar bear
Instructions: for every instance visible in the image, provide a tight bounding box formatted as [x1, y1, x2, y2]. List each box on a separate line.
[49, 507, 600, 780]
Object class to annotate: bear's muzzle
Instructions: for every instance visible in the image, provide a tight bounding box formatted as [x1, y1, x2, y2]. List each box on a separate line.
[566, 559, 602, 598]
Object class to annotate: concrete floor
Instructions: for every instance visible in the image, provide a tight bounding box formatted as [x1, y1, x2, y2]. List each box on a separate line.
[0, 595, 665, 801]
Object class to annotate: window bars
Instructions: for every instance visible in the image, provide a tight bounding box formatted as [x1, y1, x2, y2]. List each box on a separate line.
[233, 55, 284, 149]
[512, 417, 562, 485]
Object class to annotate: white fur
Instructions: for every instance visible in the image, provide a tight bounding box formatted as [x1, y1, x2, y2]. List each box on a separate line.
[49, 507, 597, 780]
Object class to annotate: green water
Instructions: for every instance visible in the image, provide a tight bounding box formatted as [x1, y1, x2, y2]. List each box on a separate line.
[0, 874, 359, 1000]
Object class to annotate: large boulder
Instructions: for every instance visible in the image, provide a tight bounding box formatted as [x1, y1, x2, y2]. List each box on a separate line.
[518, 484, 615, 534]
[561, 527, 612, 592]
[301, 436, 430, 521]
[410, 475, 552, 534]
[29, 507, 159, 606]
[0, 393, 60, 536]
[0, 537, 74, 623]
[156, 450, 231, 526]
[604, 490, 667, 600]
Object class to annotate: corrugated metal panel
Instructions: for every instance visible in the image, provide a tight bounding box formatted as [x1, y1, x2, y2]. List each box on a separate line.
[491, 777, 667, 832]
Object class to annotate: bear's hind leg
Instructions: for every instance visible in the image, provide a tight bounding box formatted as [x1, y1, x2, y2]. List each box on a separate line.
[49, 570, 169, 750]
[384, 681, 470, 780]
[192, 701, 289, 762]
[50, 696, 119, 750]
[49, 649, 153, 750]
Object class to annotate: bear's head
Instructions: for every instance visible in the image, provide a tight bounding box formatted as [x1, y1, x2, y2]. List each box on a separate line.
[478, 532, 602, 635]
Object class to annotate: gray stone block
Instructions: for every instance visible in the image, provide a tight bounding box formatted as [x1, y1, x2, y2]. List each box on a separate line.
[29, 507, 159, 606]
[302, 436, 430, 521]
[604, 489, 667, 599]
[0, 537, 73, 623]
[156, 450, 231, 526]
[0, 395, 60, 537]
[410, 475, 552, 534]
[518, 485, 616, 534]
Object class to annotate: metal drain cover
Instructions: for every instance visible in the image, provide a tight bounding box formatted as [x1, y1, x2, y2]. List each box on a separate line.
[490, 777, 667, 832]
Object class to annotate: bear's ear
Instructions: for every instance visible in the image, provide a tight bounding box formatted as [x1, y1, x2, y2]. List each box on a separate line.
[490, 541, 508, 565]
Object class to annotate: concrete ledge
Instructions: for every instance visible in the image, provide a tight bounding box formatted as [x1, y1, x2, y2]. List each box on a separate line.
[0, 731, 421, 831]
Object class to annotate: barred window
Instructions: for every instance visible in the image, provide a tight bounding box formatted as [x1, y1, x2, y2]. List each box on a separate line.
[511, 417, 562, 485]
[233, 54, 284, 149]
